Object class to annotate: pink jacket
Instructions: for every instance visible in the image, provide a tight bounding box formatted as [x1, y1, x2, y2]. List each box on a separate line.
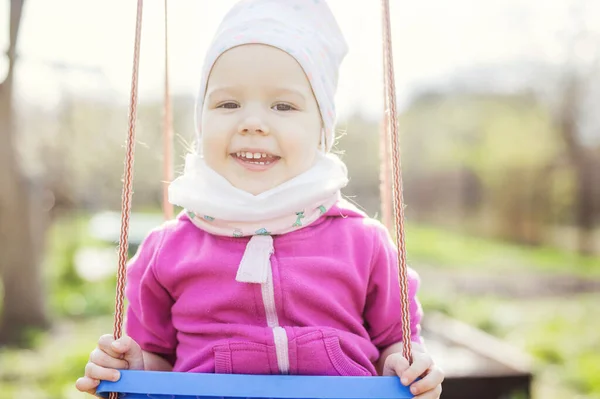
[125, 200, 423, 376]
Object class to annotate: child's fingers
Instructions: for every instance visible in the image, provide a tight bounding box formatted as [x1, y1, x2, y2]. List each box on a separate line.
[413, 383, 443, 399]
[75, 376, 100, 395]
[409, 366, 444, 397]
[111, 336, 145, 370]
[97, 335, 144, 370]
[90, 347, 130, 370]
[382, 353, 410, 377]
[97, 334, 123, 358]
[110, 335, 138, 354]
[84, 361, 121, 383]
[400, 351, 433, 385]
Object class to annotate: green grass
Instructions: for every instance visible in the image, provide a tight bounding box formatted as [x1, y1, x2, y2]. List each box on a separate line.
[405, 223, 600, 276]
[44, 213, 117, 319]
[0, 317, 111, 399]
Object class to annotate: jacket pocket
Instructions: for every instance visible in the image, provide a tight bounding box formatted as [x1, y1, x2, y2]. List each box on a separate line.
[290, 329, 372, 376]
[213, 341, 279, 375]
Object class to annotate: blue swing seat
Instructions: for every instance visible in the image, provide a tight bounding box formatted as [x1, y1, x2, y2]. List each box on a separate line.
[97, 370, 414, 399]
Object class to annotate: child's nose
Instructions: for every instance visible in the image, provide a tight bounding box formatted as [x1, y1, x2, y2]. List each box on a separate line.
[238, 116, 270, 136]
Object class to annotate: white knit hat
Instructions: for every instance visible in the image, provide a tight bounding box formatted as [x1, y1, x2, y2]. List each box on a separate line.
[195, 0, 348, 151]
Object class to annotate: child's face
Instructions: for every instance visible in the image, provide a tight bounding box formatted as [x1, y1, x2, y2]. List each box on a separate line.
[201, 44, 322, 195]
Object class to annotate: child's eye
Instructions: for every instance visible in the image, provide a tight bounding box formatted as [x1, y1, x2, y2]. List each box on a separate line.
[217, 102, 239, 109]
[272, 103, 296, 111]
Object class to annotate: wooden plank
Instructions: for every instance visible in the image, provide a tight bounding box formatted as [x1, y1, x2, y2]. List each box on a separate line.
[423, 312, 533, 375]
[421, 312, 533, 398]
[438, 374, 532, 399]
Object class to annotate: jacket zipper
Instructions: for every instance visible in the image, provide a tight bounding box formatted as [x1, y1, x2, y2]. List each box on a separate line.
[261, 263, 290, 374]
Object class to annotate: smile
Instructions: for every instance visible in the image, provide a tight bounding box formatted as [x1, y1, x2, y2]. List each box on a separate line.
[231, 151, 281, 171]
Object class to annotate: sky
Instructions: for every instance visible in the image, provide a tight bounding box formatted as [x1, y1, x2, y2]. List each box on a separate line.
[1, 0, 599, 119]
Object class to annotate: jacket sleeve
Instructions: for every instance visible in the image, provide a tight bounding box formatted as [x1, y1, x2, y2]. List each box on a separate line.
[363, 223, 424, 350]
[125, 228, 177, 365]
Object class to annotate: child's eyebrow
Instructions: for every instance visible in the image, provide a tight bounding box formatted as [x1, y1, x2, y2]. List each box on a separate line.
[272, 87, 308, 102]
[206, 86, 308, 103]
[205, 87, 236, 103]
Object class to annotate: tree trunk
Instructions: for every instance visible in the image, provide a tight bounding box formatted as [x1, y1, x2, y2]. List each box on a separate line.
[557, 74, 598, 255]
[0, 0, 49, 346]
[574, 152, 596, 255]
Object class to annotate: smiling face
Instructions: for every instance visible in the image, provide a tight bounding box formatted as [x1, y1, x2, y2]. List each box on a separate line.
[200, 44, 322, 195]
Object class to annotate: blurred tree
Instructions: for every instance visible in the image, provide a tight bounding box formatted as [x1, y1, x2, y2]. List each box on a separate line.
[555, 72, 599, 255]
[0, 0, 49, 345]
[400, 92, 561, 244]
[546, 0, 600, 255]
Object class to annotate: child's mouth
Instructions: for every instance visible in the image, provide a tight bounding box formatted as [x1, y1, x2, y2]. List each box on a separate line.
[231, 151, 280, 171]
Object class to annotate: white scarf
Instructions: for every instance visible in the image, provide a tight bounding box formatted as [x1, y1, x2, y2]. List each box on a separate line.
[168, 152, 348, 283]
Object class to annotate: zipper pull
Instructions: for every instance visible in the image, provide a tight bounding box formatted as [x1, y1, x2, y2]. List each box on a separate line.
[236, 235, 274, 284]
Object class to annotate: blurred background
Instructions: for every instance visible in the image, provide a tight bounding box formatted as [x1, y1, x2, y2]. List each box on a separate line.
[1, 0, 599, 398]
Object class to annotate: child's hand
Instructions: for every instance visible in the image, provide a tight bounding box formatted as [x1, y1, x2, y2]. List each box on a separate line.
[383, 348, 444, 398]
[75, 334, 145, 396]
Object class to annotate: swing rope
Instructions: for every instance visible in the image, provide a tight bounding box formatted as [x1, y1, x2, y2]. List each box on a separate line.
[162, 0, 174, 221]
[379, 2, 393, 233]
[109, 4, 412, 394]
[109, 1, 143, 397]
[381, 0, 413, 364]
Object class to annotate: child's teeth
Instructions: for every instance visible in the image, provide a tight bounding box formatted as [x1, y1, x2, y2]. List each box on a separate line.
[236, 151, 275, 162]
[241, 152, 270, 158]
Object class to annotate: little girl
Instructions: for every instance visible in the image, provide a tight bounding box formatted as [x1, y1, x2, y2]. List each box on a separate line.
[76, 0, 443, 398]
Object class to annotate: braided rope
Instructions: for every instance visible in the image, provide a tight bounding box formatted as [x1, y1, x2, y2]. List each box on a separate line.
[162, 0, 174, 220]
[379, 2, 393, 233]
[110, 1, 143, 398]
[382, 0, 413, 364]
